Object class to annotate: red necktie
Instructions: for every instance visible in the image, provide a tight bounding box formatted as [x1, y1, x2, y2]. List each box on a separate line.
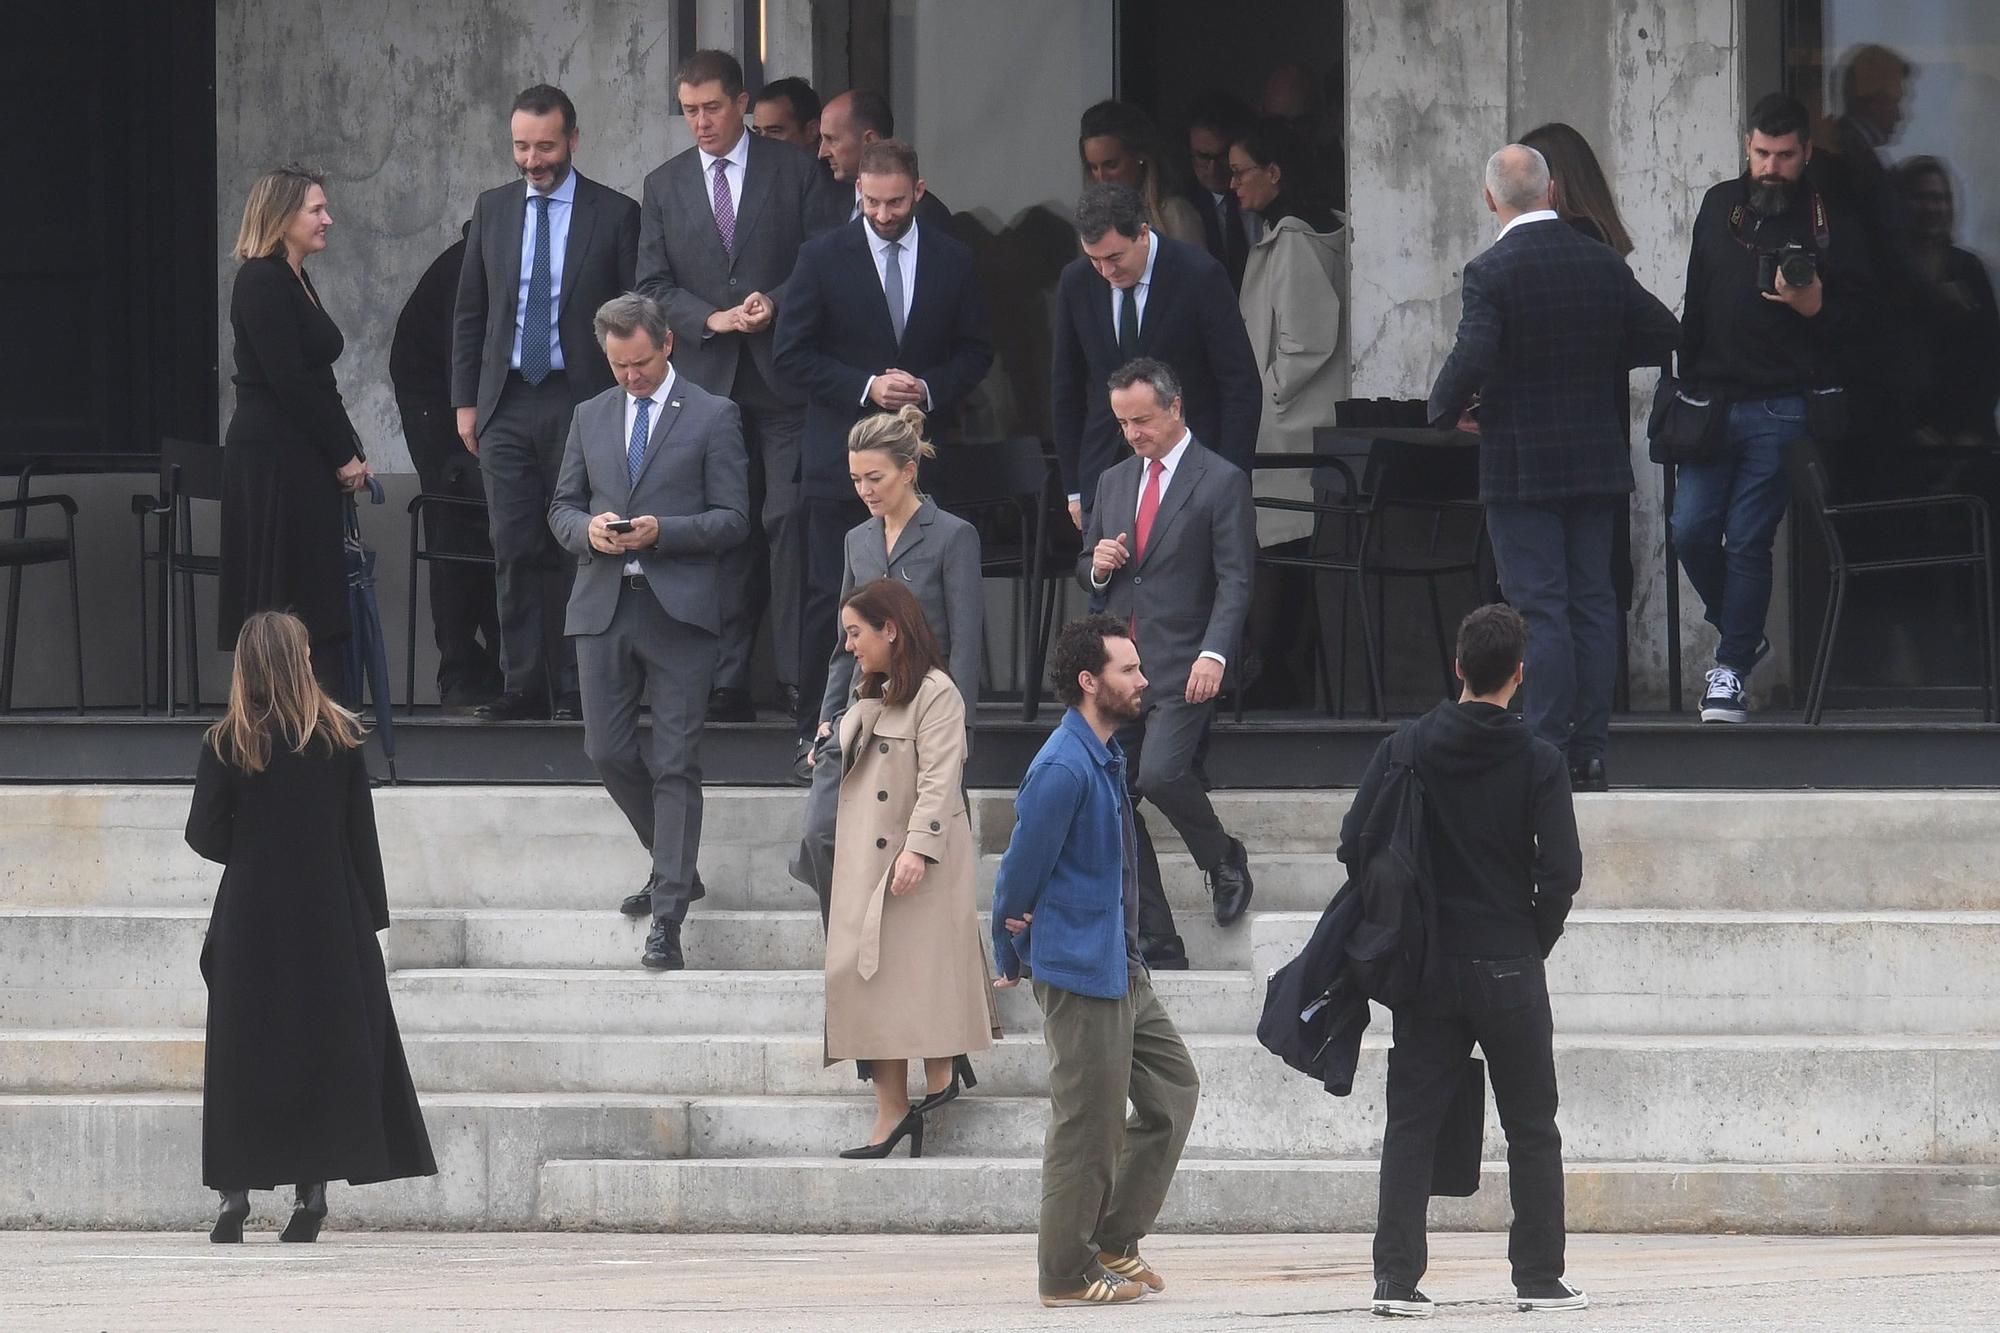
[1134, 459, 1165, 560]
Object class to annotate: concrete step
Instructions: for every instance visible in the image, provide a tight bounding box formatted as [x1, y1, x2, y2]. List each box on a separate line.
[1249, 910, 2000, 1036]
[534, 1157, 2000, 1235]
[7, 1031, 1995, 1167]
[3, 1090, 1995, 1232]
[383, 968, 1259, 1037]
[13, 906, 1998, 1037]
[12, 785, 2000, 913]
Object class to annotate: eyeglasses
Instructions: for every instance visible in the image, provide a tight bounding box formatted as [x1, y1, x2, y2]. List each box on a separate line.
[1226, 164, 1270, 183]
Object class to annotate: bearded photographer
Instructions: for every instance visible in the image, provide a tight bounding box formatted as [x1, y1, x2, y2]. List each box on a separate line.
[1674, 93, 1875, 723]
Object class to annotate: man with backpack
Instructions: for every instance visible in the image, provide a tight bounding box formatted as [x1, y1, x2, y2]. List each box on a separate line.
[1339, 604, 1585, 1317]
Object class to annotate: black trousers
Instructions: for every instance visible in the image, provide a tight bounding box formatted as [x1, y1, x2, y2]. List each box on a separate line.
[479, 371, 579, 700]
[794, 493, 869, 738]
[398, 398, 500, 699]
[716, 358, 804, 695]
[1374, 955, 1565, 1291]
[1116, 692, 1230, 945]
[1486, 497, 1619, 764]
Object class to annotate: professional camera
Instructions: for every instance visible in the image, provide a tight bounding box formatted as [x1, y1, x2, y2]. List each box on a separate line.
[1757, 241, 1818, 295]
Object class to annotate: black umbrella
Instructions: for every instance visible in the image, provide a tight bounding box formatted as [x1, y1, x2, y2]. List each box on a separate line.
[342, 477, 397, 782]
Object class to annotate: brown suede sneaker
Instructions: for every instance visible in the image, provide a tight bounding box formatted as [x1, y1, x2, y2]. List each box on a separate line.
[1096, 1248, 1164, 1292]
[1040, 1265, 1147, 1307]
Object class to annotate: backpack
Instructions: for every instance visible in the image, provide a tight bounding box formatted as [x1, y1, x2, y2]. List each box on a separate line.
[1342, 722, 1442, 1008]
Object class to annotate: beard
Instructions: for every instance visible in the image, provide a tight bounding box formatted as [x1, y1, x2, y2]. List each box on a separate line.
[1103, 683, 1146, 723]
[1748, 176, 1794, 218]
[867, 211, 914, 242]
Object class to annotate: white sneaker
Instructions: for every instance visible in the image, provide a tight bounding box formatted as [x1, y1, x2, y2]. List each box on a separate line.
[1517, 1277, 1589, 1311]
[1700, 665, 1747, 723]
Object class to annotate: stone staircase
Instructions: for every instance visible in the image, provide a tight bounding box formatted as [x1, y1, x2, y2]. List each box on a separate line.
[2, 784, 1997, 1233]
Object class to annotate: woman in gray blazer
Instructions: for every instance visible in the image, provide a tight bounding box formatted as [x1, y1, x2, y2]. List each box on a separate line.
[791, 406, 983, 924]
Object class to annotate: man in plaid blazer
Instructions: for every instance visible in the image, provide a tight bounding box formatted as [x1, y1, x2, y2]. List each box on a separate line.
[1428, 143, 1679, 789]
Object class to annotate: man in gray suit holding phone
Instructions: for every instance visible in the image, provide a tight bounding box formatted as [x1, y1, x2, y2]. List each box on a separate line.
[637, 47, 835, 725]
[1080, 358, 1257, 970]
[550, 293, 750, 970]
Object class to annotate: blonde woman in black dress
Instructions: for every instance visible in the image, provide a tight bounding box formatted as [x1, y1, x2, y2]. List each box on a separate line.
[218, 164, 372, 689]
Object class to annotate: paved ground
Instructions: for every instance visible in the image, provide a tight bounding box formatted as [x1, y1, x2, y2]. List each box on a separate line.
[2, 1230, 1995, 1330]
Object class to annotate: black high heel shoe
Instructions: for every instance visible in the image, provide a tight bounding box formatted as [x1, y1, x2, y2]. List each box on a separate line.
[838, 1109, 924, 1159]
[210, 1189, 249, 1244]
[280, 1181, 327, 1243]
[913, 1055, 979, 1115]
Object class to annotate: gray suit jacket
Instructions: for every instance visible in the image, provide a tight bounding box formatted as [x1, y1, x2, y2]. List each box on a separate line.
[1078, 438, 1255, 690]
[819, 497, 983, 725]
[452, 171, 641, 436]
[549, 377, 750, 636]
[635, 132, 833, 397]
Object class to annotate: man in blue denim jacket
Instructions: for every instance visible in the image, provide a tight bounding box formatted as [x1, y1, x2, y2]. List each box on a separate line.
[992, 614, 1200, 1308]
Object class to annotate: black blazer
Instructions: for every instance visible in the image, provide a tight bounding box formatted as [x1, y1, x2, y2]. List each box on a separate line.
[1050, 235, 1260, 507]
[774, 218, 994, 501]
[451, 171, 640, 435]
[1188, 182, 1249, 290]
[1427, 219, 1680, 503]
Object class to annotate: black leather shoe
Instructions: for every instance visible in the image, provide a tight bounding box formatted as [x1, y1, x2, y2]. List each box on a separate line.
[777, 683, 801, 717]
[1209, 837, 1254, 927]
[280, 1181, 326, 1243]
[210, 1189, 249, 1244]
[706, 688, 755, 723]
[620, 886, 653, 918]
[1140, 933, 1190, 970]
[474, 690, 548, 721]
[642, 919, 685, 970]
[553, 691, 583, 721]
[1569, 757, 1609, 793]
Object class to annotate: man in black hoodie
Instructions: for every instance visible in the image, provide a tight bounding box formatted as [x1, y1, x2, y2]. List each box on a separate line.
[1339, 604, 1584, 1318]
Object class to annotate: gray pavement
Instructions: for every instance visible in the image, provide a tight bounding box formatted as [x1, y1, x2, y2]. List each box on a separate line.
[1, 1231, 1996, 1330]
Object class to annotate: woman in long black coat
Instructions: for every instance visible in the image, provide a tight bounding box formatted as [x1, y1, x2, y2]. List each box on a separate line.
[218, 164, 373, 688]
[186, 611, 434, 1242]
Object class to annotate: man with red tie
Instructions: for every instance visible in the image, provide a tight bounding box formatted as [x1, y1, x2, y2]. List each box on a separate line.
[1079, 358, 1257, 969]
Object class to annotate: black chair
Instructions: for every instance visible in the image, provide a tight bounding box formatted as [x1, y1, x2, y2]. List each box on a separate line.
[1, 482, 84, 715]
[1782, 435, 1996, 724]
[131, 438, 225, 715]
[404, 491, 496, 712]
[922, 437, 1074, 720]
[1250, 438, 1485, 720]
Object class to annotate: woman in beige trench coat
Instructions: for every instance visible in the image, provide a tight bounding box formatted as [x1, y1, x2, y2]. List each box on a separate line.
[825, 577, 998, 1159]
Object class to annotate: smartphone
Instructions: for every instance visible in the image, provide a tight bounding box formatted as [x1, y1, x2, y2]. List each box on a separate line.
[605, 519, 635, 534]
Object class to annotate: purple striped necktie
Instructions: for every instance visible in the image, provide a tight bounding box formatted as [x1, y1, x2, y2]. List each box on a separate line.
[711, 159, 736, 255]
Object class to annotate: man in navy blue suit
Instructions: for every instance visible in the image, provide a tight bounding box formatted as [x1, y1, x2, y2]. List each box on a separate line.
[773, 138, 994, 761]
[1429, 144, 1679, 789]
[1051, 183, 1259, 529]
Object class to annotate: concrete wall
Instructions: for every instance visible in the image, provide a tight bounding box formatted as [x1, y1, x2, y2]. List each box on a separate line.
[1346, 0, 1745, 707]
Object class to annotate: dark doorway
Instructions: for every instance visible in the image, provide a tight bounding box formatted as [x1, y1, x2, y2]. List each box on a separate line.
[1115, 0, 1345, 198]
[7, 3, 216, 469]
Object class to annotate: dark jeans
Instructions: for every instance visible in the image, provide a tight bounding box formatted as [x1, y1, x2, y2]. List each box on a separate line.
[399, 399, 500, 699]
[1375, 955, 1565, 1292]
[794, 493, 869, 737]
[1485, 497, 1619, 763]
[1671, 394, 1805, 671]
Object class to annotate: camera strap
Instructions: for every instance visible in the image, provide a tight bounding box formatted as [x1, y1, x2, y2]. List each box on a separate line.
[1728, 182, 1830, 252]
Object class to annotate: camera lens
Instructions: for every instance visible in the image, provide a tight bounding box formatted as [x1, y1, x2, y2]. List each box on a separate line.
[1779, 250, 1816, 288]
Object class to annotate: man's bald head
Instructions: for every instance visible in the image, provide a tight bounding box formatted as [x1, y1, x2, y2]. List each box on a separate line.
[1484, 143, 1552, 217]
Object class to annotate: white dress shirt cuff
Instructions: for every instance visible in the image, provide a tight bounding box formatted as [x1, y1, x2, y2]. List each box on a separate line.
[1089, 567, 1111, 590]
[1198, 650, 1227, 668]
[859, 375, 875, 407]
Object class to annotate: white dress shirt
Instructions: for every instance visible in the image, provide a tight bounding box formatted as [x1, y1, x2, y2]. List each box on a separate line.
[1089, 429, 1227, 668]
[619, 368, 678, 574]
[858, 221, 931, 409]
[698, 131, 750, 224]
[511, 167, 576, 372]
[1495, 208, 1560, 243]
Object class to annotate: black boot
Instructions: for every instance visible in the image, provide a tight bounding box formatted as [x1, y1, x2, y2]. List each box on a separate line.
[210, 1189, 249, 1244]
[280, 1181, 326, 1243]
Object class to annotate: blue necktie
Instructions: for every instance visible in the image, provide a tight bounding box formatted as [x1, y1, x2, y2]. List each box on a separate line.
[628, 396, 652, 488]
[521, 196, 553, 384]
